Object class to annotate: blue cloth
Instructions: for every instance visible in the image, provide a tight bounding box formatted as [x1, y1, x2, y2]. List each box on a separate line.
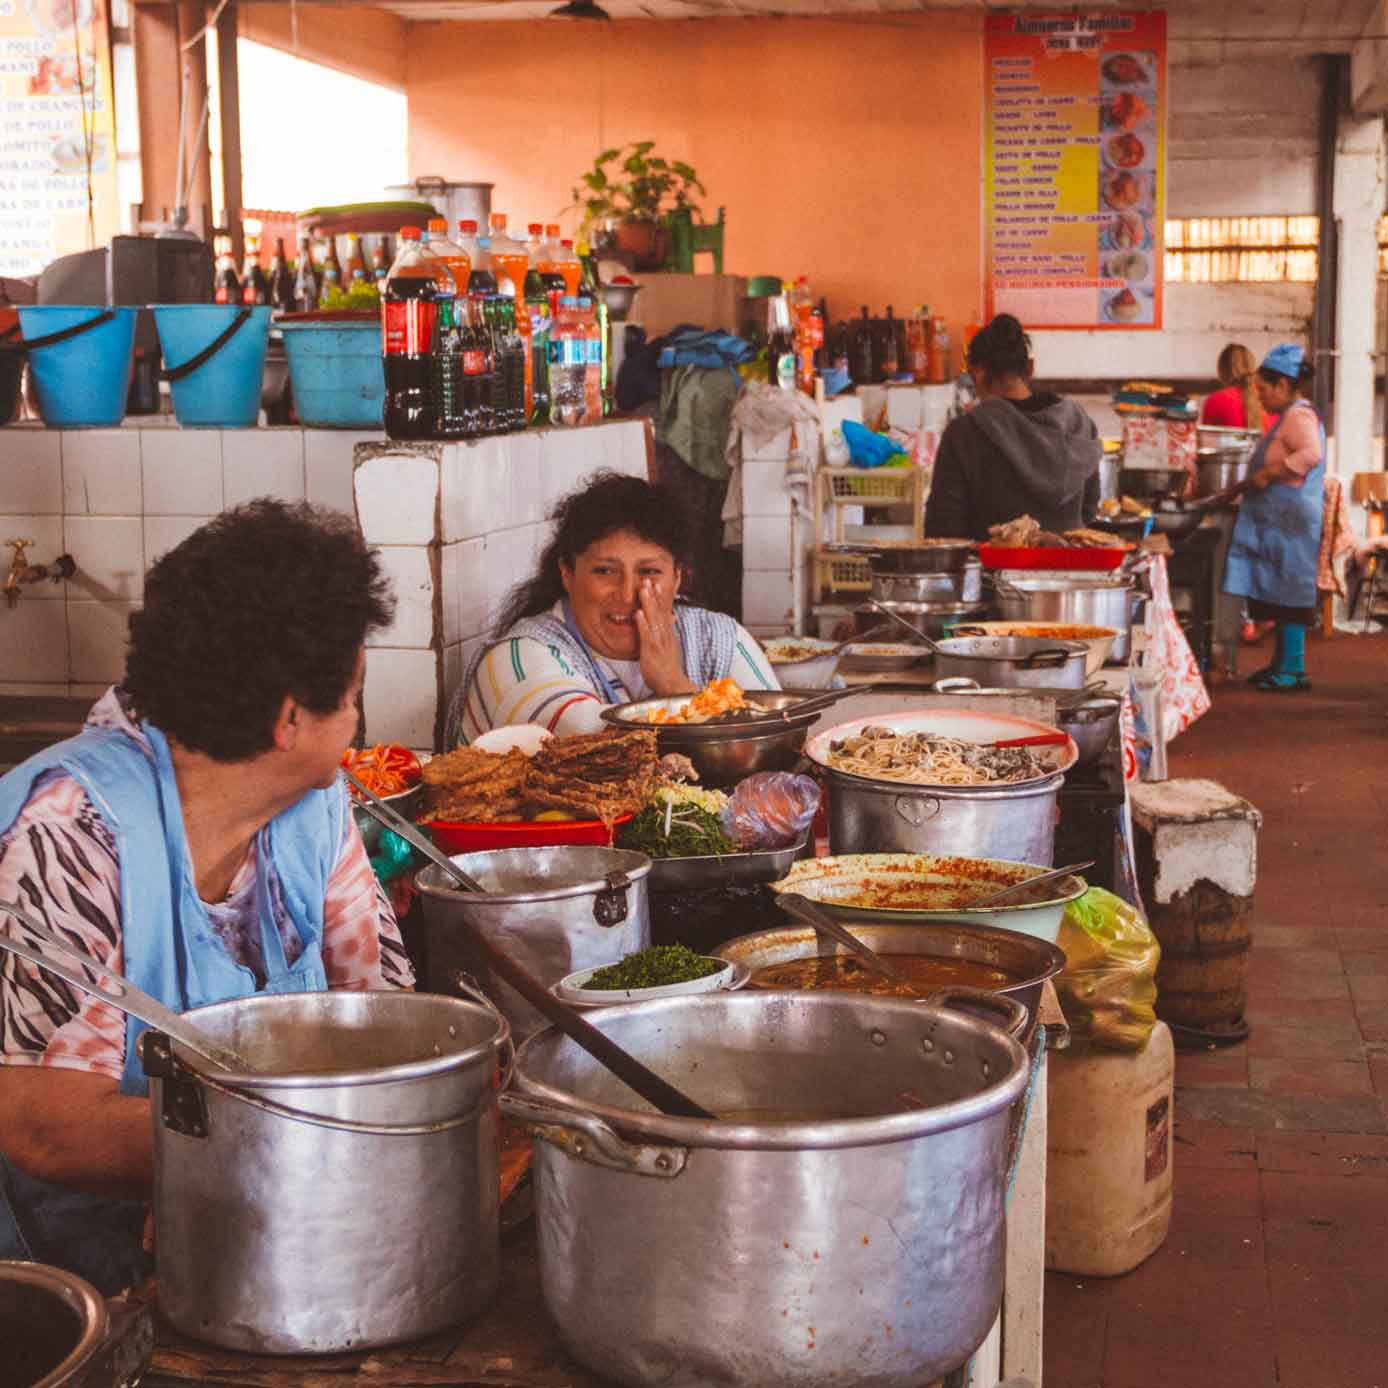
[655, 328, 753, 371]
[1261, 342, 1305, 379]
[1223, 402, 1325, 610]
[451, 600, 742, 745]
[0, 720, 342, 1292]
[841, 419, 908, 468]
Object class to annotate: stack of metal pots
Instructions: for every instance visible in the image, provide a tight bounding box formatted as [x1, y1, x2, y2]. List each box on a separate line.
[852, 540, 986, 642]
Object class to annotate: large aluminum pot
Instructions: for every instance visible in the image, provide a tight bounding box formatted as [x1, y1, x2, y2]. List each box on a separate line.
[1058, 692, 1122, 766]
[503, 990, 1029, 1388]
[1194, 446, 1255, 499]
[991, 575, 1134, 661]
[713, 918, 1066, 1036]
[146, 990, 510, 1354]
[825, 766, 1063, 865]
[871, 558, 982, 605]
[417, 846, 651, 1042]
[863, 539, 977, 573]
[932, 634, 1089, 690]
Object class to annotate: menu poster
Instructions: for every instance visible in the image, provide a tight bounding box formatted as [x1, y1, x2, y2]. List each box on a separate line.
[0, 0, 119, 278]
[984, 10, 1166, 330]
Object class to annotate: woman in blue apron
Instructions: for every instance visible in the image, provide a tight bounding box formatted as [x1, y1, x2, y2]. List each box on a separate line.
[449, 472, 780, 745]
[0, 501, 411, 1293]
[1222, 343, 1325, 691]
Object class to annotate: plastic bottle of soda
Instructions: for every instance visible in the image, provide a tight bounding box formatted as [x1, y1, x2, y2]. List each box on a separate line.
[318, 239, 343, 307]
[293, 236, 320, 312]
[883, 305, 901, 379]
[549, 297, 587, 427]
[489, 214, 533, 420]
[430, 294, 467, 439]
[382, 227, 438, 439]
[421, 218, 468, 294]
[459, 296, 492, 436]
[577, 243, 609, 413]
[577, 295, 603, 423]
[214, 237, 241, 304]
[927, 314, 951, 384]
[906, 305, 930, 383]
[240, 234, 269, 306]
[789, 276, 817, 395]
[524, 228, 552, 426]
[267, 238, 293, 312]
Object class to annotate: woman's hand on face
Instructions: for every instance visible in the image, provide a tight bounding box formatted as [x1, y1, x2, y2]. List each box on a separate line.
[635, 579, 694, 696]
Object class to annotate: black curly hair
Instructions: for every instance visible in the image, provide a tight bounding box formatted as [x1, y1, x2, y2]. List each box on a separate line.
[124, 500, 395, 761]
[492, 471, 691, 635]
[967, 313, 1033, 381]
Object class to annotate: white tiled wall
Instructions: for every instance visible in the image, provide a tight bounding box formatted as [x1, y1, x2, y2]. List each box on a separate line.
[353, 420, 649, 750]
[0, 423, 371, 695]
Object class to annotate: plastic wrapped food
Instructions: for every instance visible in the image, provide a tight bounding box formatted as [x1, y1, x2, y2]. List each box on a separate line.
[1055, 887, 1160, 1053]
[722, 772, 822, 850]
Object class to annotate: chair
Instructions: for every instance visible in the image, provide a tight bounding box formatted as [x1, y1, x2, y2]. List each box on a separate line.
[663, 206, 726, 275]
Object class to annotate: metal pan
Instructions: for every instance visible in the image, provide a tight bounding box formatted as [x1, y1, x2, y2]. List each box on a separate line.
[645, 833, 811, 892]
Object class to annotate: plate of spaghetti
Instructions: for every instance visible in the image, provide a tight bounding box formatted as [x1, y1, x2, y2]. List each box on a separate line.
[806, 710, 1076, 789]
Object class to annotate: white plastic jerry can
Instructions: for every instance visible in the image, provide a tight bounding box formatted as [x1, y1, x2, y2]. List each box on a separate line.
[1044, 1021, 1175, 1277]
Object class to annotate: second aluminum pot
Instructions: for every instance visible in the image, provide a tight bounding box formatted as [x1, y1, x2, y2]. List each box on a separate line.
[503, 989, 1029, 1388]
[931, 634, 1089, 690]
[871, 559, 982, 605]
[416, 846, 651, 1043]
[146, 990, 511, 1354]
[826, 765, 1063, 865]
[992, 576, 1134, 661]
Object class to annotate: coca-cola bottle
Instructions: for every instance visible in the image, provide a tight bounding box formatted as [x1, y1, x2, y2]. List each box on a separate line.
[240, 235, 269, 306]
[267, 238, 293, 311]
[213, 238, 240, 305]
[381, 227, 437, 439]
[429, 294, 467, 439]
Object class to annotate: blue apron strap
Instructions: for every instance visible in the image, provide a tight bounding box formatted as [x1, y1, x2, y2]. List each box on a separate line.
[560, 599, 625, 706]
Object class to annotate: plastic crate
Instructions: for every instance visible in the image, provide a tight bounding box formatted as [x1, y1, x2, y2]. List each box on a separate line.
[823, 468, 919, 504]
[814, 549, 873, 601]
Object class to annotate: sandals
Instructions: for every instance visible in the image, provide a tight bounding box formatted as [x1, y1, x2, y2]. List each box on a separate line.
[1249, 670, 1311, 692]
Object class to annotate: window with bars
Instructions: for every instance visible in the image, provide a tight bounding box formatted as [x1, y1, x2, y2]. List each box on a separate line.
[1165, 216, 1388, 282]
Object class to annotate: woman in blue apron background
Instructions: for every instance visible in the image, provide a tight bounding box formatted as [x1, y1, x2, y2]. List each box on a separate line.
[0, 500, 414, 1293]
[1222, 343, 1326, 691]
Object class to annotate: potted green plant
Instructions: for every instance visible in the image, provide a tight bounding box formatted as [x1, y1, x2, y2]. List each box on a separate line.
[570, 141, 706, 270]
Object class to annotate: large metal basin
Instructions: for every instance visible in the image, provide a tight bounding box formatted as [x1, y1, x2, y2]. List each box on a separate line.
[991, 576, 1134, 661]
[504, 990, 1029, 1388]
[932, 634, 1089, 690]
[712, 917, 1066, 1033]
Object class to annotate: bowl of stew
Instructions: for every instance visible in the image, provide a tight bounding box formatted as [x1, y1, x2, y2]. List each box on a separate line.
[711, 917, 1065, 1038]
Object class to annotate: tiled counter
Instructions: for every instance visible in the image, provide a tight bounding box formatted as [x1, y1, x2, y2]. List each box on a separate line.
[0, 419, 649, 749]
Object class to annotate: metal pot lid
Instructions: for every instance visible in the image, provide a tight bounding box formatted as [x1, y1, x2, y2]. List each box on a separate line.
[854, 599, 988, 614]
[805, 707, 1078, 786]
[933, 635, 1090, 660]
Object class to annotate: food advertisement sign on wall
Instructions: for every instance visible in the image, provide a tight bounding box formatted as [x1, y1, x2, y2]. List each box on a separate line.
[984, 10, 1166, 330]
[0, 0, 119, 278]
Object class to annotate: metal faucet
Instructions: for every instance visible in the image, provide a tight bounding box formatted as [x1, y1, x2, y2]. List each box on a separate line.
[5, 539, 76, 610]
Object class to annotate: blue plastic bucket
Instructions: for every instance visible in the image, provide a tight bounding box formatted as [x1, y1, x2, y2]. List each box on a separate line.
[280, 320, 384, 428]
[152, 304, 272, 428]
[17, 305, 138, 428]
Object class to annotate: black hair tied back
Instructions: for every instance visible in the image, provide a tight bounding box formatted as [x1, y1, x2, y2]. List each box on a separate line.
[967, 313, 1032, 379]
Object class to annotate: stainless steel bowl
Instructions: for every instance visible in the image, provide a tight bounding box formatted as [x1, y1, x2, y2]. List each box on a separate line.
[1194, 448, 1255, 498]
[600, 690, 820, 787]
[862, 539, 978, 574]
[1057, 693, 1122, 766]
[871, 559, 982, 605]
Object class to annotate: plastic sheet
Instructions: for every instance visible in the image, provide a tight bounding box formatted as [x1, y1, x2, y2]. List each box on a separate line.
[1055, 886, 1160, 1052]
[722, 772, 822, 850]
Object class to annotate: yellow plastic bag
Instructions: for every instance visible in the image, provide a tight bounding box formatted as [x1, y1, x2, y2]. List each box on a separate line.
[1055, 887, 1160, 1053]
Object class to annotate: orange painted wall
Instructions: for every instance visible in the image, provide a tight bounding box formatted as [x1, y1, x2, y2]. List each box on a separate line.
[405, 14, 984, 335]
[242, 6, 409, 90]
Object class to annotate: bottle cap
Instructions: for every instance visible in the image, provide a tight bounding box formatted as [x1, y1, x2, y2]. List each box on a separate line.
[491, 213, 507, 230]
[428, 218, 448, 233]
[528, 223, 543, 235]
[561, 239, 574, 248]
[546, 224, 561, 236]
[459, 219, 478, 234]
[399, 226, 421, 240]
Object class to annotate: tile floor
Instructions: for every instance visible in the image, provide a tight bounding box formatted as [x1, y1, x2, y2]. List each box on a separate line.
[1043, 630, 1388, 1388]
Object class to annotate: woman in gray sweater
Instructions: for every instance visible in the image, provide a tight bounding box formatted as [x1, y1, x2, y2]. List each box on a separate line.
[924, 315, 1101, 541]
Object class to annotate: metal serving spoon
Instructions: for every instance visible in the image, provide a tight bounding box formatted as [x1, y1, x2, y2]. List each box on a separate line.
[775, 891, 906, 987]
[967, 860, 1094, 910]
[0, 901, 257, 1073]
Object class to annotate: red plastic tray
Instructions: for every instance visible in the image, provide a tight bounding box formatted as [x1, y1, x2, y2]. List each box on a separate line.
[427, 813, 633, 855]
[978, 544, 1127, 572]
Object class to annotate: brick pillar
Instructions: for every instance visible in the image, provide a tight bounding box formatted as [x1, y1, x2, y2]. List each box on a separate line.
[1129, 779, 1263, 1037]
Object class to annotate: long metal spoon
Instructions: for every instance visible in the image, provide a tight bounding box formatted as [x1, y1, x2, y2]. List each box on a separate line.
[867, 598, 943, 655]
[967, 860, 1095, 910]
[776, 891, 906, 987]
[0, 900, 257, 1073]
[345, 771, 717, 1121]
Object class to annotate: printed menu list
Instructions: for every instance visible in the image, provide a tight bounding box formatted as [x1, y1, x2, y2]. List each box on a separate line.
[984, 10, 1166, 331]
[0, 0, 119, 278]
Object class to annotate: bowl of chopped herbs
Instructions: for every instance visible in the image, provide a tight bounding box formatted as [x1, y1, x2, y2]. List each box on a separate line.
[554, 944, 743, 1004]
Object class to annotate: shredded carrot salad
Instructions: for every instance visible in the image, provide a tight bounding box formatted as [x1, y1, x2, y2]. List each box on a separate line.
[342, 744, 422, 798]
[647, 678, 747, 725]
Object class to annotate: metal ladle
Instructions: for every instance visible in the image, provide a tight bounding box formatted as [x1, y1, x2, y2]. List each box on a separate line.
[0, 901, 257, 1074]
[866, 597, 944, 655]
[775, 891, 906, 987]
[967, 860, 1094, 910]
[347, 771, 718, 1121]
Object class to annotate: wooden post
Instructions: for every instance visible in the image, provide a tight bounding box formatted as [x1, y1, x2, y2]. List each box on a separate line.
[176, 0, 213, 238]
[131, 2, 182, 226]
[216, 2, 244, 265]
